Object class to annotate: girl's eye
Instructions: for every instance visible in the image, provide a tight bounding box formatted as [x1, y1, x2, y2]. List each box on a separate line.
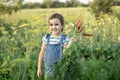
[49, 24, 53, 26]
[55, 24, 59, 26]
[49, 24, 59, 26]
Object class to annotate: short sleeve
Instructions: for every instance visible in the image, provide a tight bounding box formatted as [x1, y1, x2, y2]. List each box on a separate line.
[42, 34, 47, 44]
[63, 36, 69, 44]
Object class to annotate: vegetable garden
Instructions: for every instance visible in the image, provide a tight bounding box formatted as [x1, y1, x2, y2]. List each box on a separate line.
[0, 7, 120, 80]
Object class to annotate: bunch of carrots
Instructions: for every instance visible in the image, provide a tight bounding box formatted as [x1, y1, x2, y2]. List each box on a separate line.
[74, 18, 93, 36]
[70, 18, 93, 42]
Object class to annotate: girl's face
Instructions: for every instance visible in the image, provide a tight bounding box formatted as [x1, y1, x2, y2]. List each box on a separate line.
[49, 18, 63, 36]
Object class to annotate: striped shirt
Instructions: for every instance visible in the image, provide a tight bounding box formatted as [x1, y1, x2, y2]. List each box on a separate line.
[42, 34, 69, 45]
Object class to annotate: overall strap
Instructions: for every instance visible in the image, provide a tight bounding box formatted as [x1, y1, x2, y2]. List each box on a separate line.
[46, 33, 50, 45]
[60, 34, 66, 44]
[59, 34, 66, 58]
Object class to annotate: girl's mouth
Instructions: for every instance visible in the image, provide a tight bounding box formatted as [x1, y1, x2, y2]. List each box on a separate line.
[52, 29, 57, 31]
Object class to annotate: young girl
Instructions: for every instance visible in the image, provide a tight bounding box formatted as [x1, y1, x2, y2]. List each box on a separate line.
[37, 13, 69, 79]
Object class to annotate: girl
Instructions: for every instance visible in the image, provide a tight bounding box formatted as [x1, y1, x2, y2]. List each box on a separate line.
[37, 13, 69, 79]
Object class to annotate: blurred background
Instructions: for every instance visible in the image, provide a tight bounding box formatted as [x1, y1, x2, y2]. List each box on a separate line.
[0, 0, 120, 80]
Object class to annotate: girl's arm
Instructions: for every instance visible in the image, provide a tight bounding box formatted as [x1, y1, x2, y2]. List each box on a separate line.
[63, 43, 69, 53]
[37, 42, 46, 77]
[63, 36, 70, 53]
[64, 43, 69, 48]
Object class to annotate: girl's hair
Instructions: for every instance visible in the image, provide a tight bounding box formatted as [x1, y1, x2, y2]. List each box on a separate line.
[48, 13, 64, 32]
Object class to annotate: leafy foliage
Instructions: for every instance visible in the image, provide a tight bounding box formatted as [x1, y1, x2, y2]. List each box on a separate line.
[53, 42, 82, 80]
[0, 7, 120, 80]
[0, 0, 23, 15]
[89, 0, 115, 18]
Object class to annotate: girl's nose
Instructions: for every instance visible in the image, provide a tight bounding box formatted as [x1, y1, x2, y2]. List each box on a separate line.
[52, 25, 56, 28]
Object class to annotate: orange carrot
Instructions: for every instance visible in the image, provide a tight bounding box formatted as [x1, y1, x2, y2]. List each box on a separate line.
[75, 18, 82, 28]
[78, 26, 85, 33]
[82, 33, 93, 36]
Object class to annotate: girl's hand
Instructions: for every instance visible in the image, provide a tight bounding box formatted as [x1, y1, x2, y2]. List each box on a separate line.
[37, 68, 42, 77]
[67, 37, 78, 48]
[70, 37, 78, 43]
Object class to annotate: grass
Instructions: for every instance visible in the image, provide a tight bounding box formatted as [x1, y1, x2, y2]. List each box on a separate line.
[0, 6, 120, 80]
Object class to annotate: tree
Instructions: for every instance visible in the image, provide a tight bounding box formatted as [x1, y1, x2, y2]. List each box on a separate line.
[89, 0, 115, 18]
[71, 0, 80, 7]
[42, 0, 53, 8]
[0, 0, 23, 15]
[114, 0, 120, 5]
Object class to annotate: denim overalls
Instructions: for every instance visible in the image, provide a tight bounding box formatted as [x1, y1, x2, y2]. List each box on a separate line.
[44, 34, 66, 79]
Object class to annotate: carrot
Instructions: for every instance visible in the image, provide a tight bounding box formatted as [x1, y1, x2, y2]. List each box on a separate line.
[82, 33, 93, 36]
[75, 18, 82, 28]
[78, 26, 85, 33]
